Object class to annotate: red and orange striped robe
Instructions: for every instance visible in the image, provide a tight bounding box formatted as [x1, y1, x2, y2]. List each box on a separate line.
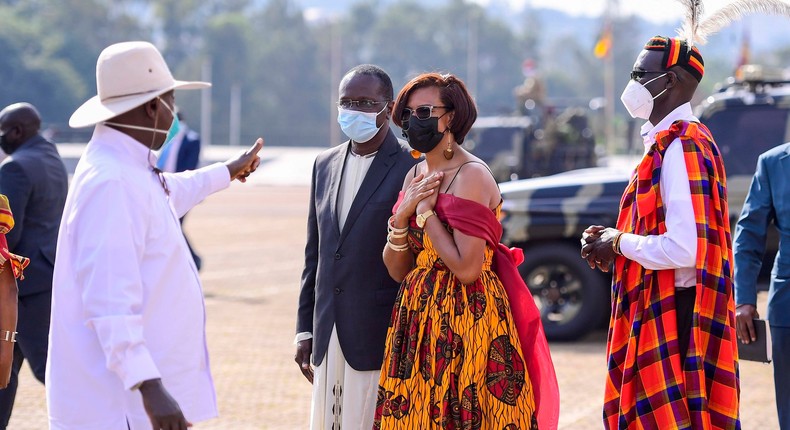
[605, 121, 740, 429]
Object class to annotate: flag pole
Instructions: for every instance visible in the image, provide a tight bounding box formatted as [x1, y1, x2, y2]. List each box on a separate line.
[604, 0, 616, 155]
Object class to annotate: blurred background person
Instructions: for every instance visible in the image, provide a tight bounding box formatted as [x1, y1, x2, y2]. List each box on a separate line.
[156, 110, 203, 270]
[0, 102, 67, 429]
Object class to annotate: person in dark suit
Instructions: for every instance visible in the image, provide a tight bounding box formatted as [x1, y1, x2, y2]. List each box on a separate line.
[156, 111, 203, 270]
[734, 141, 790, 430]
[0, 102, 67, 428]
[295, 64, 418, 430]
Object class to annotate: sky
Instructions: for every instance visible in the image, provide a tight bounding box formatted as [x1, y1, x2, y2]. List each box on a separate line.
[472, 0, 735, 23]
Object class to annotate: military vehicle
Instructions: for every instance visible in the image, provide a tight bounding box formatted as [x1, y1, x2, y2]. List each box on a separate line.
[465, 108, 597, 183]
[464, 68, 598, 183]
[499, 67, 790, 340]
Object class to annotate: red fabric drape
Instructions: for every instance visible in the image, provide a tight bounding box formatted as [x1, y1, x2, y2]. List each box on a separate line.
[435, 194, 560, 430]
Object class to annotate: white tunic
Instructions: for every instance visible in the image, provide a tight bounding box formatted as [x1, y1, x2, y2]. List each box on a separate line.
[46, 124, 230, 429]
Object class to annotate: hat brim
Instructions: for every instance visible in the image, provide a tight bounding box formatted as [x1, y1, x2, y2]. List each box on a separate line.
[69, 80, 210, 128]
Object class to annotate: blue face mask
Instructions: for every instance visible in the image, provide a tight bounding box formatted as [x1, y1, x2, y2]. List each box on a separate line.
[337, 106, 386, 143]
[159, 98, 180, 148]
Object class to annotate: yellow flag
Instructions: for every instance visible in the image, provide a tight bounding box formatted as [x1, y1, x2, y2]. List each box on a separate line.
[594, 26, 612, 59]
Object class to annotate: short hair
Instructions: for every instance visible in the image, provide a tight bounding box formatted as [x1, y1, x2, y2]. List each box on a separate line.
[392, 72, 477, 144]
[344, 64, 394, 101]
[644, 36, 704, 83]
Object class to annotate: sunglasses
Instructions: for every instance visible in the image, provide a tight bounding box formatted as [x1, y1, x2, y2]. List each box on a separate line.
[400, 105, 447, 129]
[630, 70, 665, 81]
[337, 100, 389, 111]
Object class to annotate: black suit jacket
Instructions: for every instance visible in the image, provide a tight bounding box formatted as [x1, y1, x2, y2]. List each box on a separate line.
[297, 130, 418, 370]
[0, 135, 68, 296]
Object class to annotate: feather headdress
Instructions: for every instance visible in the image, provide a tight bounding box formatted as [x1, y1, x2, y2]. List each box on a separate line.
[675, 0, 790, 46]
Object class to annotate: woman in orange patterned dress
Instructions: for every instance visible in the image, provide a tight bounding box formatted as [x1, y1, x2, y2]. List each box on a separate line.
[375, 73, 558, 430]
[0, 194, 29, 388]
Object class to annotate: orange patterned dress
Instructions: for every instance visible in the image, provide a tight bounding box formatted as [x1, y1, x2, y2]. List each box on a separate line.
[374, 194, 538, 430]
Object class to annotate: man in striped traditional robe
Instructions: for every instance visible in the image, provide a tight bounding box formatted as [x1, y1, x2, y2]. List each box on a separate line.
[581, 36, 740, 430]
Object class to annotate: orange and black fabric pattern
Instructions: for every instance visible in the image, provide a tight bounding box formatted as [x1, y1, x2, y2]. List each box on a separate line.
[605, 121, 740, 429]
[644, 36, 705, 82]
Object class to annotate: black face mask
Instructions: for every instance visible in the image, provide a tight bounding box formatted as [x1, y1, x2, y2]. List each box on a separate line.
[402, 116, 445, 154]
[0, 133, 12, 155]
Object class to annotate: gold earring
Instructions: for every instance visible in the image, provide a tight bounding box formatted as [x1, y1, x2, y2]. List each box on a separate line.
[443, 141, 454, 160]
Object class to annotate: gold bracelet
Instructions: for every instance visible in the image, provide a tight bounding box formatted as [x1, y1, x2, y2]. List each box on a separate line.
[612, 232, 623, 256]
[0, 330, 17, 343]
[387, 216, 408, 235]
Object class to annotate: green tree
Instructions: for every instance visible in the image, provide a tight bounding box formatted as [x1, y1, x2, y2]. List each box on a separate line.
[0, 0, 144, 137]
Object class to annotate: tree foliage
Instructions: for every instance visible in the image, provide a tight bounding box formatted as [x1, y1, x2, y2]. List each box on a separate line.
[1, 0, 787, 146]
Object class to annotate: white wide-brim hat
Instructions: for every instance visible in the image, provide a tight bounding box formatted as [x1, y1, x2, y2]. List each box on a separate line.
[69, 41, 210, 128]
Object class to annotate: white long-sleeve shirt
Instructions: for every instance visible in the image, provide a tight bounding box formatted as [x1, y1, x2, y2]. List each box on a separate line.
[46, 125, 230, 430]
[618, 103, 698, 288]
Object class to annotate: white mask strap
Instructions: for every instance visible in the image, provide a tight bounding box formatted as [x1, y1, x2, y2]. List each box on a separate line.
[104, 122, 168, 134]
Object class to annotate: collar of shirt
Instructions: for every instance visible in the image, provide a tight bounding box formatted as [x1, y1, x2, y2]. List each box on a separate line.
[93, 123, 158, 170]
[639, 102, 698, 152]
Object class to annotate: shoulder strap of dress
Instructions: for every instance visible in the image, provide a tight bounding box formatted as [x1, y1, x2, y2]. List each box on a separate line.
[412, 161, 423, 179]
[443, 160, 496, 193]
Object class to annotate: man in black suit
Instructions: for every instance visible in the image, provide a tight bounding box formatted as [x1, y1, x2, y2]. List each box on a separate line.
[295, 65, 417, 429]
[0, 102, 67, 427]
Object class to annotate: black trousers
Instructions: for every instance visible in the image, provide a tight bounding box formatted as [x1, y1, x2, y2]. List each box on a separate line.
[675, 286, 696, 366]
[0, 290, 50, 428]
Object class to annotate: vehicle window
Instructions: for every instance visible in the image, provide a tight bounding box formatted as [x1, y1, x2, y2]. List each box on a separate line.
[703, 105, 790, 176]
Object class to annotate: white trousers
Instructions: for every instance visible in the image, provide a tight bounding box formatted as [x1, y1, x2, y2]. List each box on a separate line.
[310, 326, 379, 430]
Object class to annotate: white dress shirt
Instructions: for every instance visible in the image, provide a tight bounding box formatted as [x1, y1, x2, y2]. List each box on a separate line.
[618, 103, 698, 288]
[47, 125, 230, 429]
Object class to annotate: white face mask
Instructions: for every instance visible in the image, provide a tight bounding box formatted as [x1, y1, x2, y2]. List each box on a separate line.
[620, 73, 668, 119]
[337, 105, 386, 143]
[105, 97, 179, 145]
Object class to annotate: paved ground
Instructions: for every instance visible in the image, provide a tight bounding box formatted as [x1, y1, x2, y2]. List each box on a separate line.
[6, 184, 780, 429]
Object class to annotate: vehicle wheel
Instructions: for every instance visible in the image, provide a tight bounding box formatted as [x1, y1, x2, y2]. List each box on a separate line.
[517, 242, 610, 341]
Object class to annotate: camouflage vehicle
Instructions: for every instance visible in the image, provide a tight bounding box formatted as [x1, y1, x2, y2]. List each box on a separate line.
[464, 109, 597, 183]
[499, 68, 790, 340]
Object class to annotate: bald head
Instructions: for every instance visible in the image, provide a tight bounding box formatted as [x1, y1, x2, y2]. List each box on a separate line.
[0, 103, 41, 131]
[0, 102, 42, 154]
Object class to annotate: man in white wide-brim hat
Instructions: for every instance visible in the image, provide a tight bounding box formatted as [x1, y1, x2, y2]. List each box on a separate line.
[46, 41, 263, 430]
